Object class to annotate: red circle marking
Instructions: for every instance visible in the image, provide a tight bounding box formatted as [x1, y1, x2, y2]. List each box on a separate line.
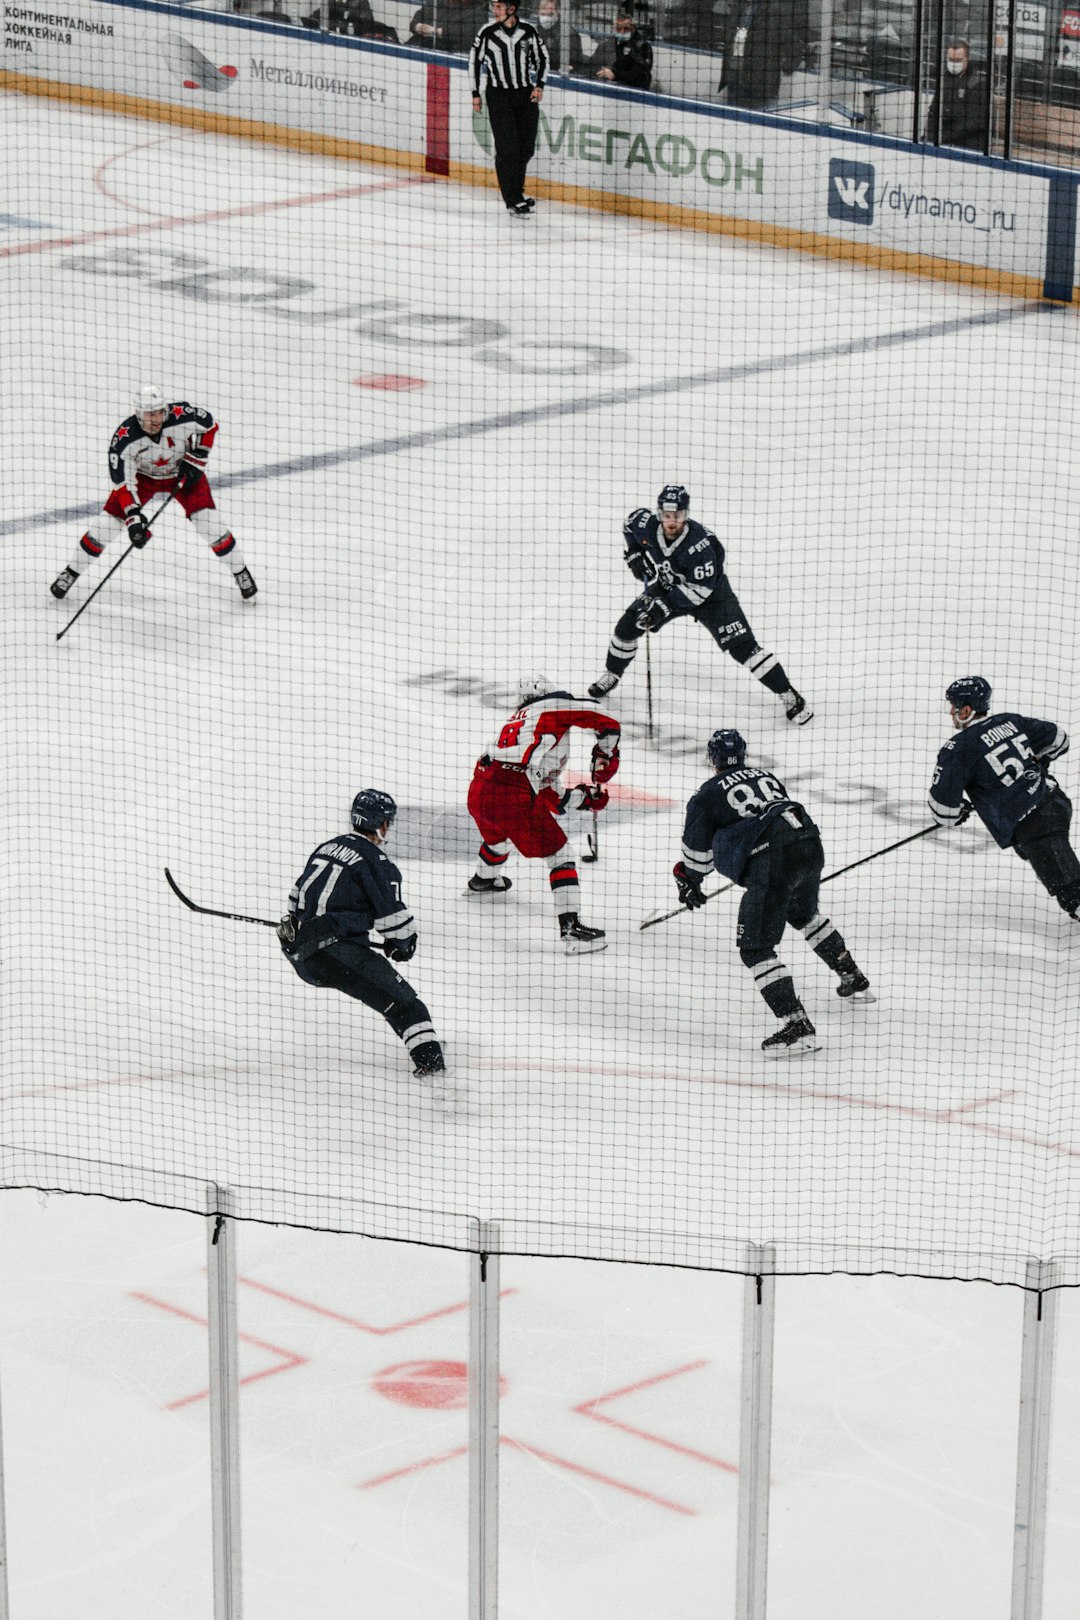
[353, 374, 428, 391]
[371, 1360, 507, 1410]
[183, 79, 198, 88]
[219, 64, 238, 76]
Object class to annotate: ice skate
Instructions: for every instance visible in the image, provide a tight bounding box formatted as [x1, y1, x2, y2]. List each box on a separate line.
[234, 567, 258, 600]
[761, 1011, 820, 1057]
[837, 968, 876, 1002]
[780, 689, 813, 726]
[50, 566, 79, 600]
[560, 915, 608, 956]
[465, 873, 512, 896]
[588, 671, 620, 699]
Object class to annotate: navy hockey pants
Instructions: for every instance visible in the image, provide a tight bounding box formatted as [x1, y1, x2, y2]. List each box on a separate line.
[1013, 791, 1080, 916]
[607, 578, 791, 695]
[291, 940, 442, 1070]
[736, 821, 852, 1019]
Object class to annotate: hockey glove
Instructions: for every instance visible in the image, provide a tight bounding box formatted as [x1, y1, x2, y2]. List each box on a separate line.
[175, 459, 204, 492]
[591, 739, 620, 783]
[276, 913, 299, 950]
[955, 799, 973, 825]
[557, 783, 610, 814]
[624, 546, 647, 582]
[383, 934, 418, 963]
[124, 507, 151, 548]
[673, 861, 707, 909]
[635, 595, 672, 633]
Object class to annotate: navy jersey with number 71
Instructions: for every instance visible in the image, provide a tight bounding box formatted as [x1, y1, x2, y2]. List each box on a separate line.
[287, 833, 416, 956]
[929, 712, 1069, 848]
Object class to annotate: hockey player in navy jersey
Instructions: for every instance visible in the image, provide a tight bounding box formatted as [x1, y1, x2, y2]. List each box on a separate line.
[50, 385, 257, 601]
[673, 729, 872, 1056]
[588, 488, 811, 725]
[929, 676, 1080, 921]
[279, 789, 447, 1081]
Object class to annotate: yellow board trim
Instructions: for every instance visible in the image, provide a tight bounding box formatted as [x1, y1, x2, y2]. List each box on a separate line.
[2, 66, 1072, 304]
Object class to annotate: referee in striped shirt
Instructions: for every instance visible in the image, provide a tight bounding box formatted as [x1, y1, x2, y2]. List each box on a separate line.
[470, 0, 550, 216]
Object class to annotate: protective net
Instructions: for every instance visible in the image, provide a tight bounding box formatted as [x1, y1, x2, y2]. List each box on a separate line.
[1, 0, 1078, 1286]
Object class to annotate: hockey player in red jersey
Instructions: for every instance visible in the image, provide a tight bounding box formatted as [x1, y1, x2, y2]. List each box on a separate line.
[466, 674, 620, 955]
[50, 385, 257, 601]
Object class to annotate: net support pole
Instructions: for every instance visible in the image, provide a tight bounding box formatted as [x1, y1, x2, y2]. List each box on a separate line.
[1011, 1258, 1060, 1620]
[736, 1242, 775, 1620]
[0, 1354, 10, 1620]
[207, 1186, 243, 1620]
[468, 1221, 500, 1620]
[816, 0, 834, 122]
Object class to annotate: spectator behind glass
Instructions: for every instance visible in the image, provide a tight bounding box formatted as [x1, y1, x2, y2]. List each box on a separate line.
[299, 0, 390, 33]
[924, 40, 990, 150]
[411, 0, 489, 50]
[534, 0, 585, 72]
[590, 3, 653, 87]
[719, 0, 808, 108]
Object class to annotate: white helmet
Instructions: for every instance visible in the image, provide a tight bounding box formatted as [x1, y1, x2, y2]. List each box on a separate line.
[132, 384, 167, 421]
[517, 673, 552, 705]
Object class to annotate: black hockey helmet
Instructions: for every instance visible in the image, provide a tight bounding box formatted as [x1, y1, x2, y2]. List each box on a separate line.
[945, 676, 991, 715]
[351, 788, 398, 834]
[657, 483, 690, 514]
[707, 728, 747, 769]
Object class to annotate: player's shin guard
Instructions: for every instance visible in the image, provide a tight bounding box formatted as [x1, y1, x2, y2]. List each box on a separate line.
[388, 1001, 445, 1075]
[736, 642, 791, 698]
[547, 853, 580, 913]
[605, 629, 640, 677]
[799, 912, 848, 971]
[743, 950, 801, 1020]
[193, 511, 247, 571]
[68, 519, 119, 573]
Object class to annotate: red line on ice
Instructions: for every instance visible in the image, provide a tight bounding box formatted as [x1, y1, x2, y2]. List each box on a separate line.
[236, 1273, 516, 1334]
[0, 172, 431, 258]
[129, 1290, 306, 1408]
[574, 1360, 738, 1473]
[358, 1437, 696, 1514]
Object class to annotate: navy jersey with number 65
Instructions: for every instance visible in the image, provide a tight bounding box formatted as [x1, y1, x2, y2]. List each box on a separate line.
[929, 712, 1069, 848]
[681, 765, 818, 883]
[286, 833, 416, 959]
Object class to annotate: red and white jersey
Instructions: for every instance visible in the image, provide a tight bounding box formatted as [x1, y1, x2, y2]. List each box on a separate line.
[483, 691, 620, 794]
[107, 402, 218, 511]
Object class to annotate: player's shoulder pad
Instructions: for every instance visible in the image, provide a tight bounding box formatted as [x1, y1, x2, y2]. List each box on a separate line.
[166, 402, 212, 427]
[110, 414, 141, 446]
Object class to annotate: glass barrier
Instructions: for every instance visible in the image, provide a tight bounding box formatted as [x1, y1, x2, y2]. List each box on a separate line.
[184, 0, 1080, 161]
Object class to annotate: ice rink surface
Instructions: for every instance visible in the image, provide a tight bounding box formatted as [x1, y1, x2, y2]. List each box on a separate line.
[1, 87, 1080, 1614]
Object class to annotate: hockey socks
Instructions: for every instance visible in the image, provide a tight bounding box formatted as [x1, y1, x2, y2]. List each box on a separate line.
[547, 853, 580, 913]
[748, 953, 801, 1021]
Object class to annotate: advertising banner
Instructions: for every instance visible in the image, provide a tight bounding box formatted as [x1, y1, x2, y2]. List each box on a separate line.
[2, 0, 1069, 295]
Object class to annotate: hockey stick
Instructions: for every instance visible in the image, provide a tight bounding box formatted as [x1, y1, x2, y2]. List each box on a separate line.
[581, 810, 600, 863]
[165, 867, 278, 929]
[644, 633, 656, 742]
[639, 822, 940, 930]
[56, 491, 178, 643]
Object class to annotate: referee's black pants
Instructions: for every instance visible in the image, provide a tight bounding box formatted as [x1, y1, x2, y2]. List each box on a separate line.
[484, 87, 539, 207]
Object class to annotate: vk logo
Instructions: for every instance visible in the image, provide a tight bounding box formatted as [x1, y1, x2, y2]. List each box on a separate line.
[828, 159, 875, 225]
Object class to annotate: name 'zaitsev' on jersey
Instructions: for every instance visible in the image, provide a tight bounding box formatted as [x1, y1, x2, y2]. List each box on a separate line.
[49, 384, 257, 602]
[466, 678, 621, 955]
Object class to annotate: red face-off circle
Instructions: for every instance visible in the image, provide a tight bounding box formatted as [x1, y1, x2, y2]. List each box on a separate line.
[371, 1360, 507, 1410]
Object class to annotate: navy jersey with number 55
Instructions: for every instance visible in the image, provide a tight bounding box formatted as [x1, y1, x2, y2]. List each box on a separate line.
[286, 833, 416, 960]
[681, 765, 817, 883]
[928, 712, 1069, 848]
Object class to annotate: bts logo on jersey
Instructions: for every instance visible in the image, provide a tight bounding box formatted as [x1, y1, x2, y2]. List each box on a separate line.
[828, 158, 875, 225]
